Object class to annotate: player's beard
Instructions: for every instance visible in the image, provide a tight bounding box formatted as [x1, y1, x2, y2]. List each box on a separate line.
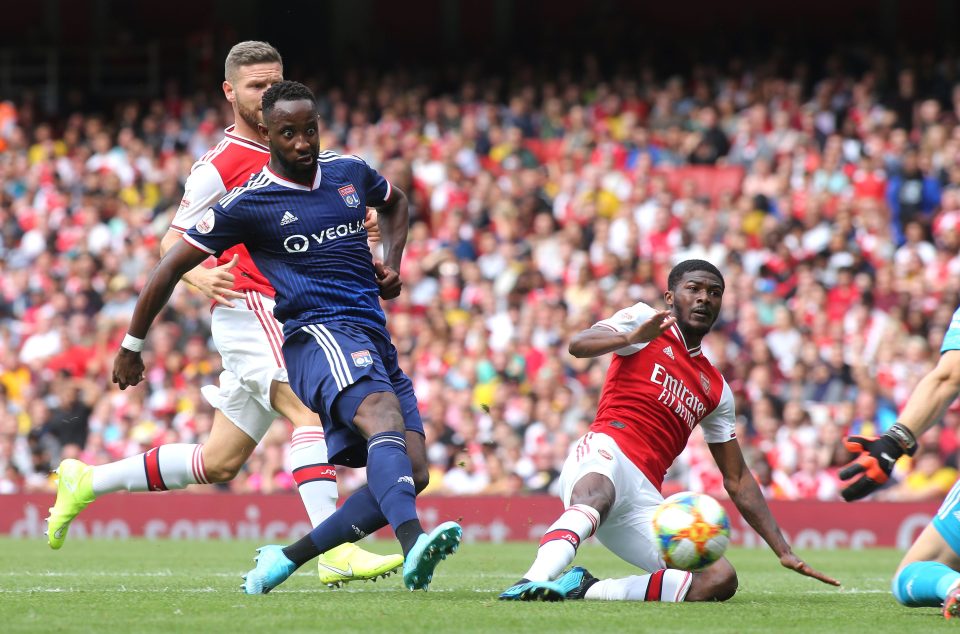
[236, 99, 262, 134]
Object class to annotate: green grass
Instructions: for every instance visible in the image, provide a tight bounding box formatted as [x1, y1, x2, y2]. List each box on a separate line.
[0, 538, 950, 633]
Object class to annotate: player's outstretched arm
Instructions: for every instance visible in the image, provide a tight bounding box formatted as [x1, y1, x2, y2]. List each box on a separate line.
[568, 310, 676, 358]
[160, 229, 244, 307]
[839, 350, 960, 501]
[112, 240, 211, 389]
[709, 439, 841, 587]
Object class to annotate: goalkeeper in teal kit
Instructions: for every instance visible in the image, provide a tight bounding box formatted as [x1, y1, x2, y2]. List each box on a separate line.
[840, 306, 960, 618]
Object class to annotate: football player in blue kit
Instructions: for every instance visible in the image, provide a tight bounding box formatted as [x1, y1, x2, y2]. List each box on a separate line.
[840, 305, 960, 618]
[112, 80, 461, 593]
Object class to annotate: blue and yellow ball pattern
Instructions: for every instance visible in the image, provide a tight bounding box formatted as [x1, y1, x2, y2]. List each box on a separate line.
[652, 492, 731, 571]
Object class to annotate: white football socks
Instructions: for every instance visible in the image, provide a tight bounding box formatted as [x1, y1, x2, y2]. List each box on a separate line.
[91, 444, 207, 495]
[523, 504, 600, 582]
[289, 426, 339, 527]
[585, 569, 693, 602]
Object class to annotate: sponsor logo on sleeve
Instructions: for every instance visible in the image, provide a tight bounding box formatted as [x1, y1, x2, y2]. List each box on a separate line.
[195, 208, 216, 234]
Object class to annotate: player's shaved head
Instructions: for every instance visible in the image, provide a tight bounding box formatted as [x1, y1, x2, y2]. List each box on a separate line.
[262, 81, 318, 123]
[225, 41, 283, 83]
[668, 259, 725, 291]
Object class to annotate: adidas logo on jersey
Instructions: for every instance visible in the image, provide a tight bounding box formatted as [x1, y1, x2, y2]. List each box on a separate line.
[663, 345, 675, 360]
[280, 211, 299, 226]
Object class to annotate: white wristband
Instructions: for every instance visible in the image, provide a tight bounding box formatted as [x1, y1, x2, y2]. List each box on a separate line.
[121, 334, 145, 352]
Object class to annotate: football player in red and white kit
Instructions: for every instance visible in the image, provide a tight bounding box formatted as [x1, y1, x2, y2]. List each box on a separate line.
[501, 260, 839, 602]
[47, 41, 402, 586]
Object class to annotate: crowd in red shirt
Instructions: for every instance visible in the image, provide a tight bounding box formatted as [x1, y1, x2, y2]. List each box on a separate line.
[1, 52, 959, 501]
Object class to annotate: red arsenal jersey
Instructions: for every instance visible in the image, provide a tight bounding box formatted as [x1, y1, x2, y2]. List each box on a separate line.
[589, 302, 737, 489]
[170, 126, 274, 298]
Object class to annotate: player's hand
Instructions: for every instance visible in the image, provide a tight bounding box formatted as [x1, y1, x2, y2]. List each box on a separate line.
[112, 348, 145, 390]
[839, 423, 918, 502]
[364, 209, 381, 247]
[779, 551, 841, 586]
[374, 261, 402, 299]
[628, 310, 677, 345]
[185, 254, 244, 307]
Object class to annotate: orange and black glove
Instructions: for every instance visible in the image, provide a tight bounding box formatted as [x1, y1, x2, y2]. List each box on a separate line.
[839, 422, 917, 502]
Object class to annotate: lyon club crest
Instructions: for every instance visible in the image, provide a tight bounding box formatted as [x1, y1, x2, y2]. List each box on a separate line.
[338, 184, 361, 208]
[352, 350, 373, 367]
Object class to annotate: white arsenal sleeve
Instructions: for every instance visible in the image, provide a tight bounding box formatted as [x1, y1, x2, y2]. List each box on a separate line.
[700, 379, 737, 443]
[593, 301, 658, 356]
[170, 162, 227, 234]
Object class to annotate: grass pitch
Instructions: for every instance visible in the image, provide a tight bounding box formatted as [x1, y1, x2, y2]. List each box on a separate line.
[0, 537, 948, 633]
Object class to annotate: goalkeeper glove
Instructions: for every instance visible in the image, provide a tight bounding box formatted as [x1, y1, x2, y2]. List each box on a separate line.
[839, 422, 917, 502]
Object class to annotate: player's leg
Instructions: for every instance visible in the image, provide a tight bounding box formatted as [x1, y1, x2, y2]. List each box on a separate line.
[243, 325, 459, 593]
[501, 433, 611, 601]
[270, 378, 404, 586]
[46, 400, 247, 549]
[891, 481, 960, 615]
[557, 436, 736, 603]
[269, 380, 337, 525]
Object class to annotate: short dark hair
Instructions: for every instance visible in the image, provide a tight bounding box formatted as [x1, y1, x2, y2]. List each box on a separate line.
[667, 259, 725, 290]
[224, 41, 282, 82]
[262, 80, 317, 121]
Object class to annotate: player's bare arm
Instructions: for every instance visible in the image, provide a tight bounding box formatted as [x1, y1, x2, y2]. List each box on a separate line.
[890, 350, 960, 439]
[160, 229, 244, 307]
[840, 350, 960, 501]
[708, 438, 841, 586]
[371, 186, 409, 300]
[568, 310, 676, 358]
[112, 240, 213, 389]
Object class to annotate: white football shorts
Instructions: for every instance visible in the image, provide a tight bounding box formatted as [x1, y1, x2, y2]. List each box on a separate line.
[559, 431, 667, 572]
[201, 290, 288, 442]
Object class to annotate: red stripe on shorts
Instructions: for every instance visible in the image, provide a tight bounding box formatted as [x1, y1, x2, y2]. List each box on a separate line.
[246, 291, 284, 368]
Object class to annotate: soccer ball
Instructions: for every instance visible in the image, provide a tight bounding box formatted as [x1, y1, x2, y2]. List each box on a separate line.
[652, 492, 730, 571]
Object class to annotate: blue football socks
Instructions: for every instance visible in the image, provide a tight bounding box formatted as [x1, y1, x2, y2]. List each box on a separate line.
[893, 561, 960, 607]
[365, 431, 423, 553]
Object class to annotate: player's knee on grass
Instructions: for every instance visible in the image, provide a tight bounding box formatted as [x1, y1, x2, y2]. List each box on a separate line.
[687, 558, 738, 602]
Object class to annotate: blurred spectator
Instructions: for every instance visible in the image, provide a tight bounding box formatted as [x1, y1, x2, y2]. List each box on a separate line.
[3, 47, 960, 501]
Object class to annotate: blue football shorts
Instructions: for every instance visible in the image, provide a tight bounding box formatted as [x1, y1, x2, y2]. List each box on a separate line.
[943, 306, 960, 354]
[933, 479, 960, 556]
[283, 320, 424, 467]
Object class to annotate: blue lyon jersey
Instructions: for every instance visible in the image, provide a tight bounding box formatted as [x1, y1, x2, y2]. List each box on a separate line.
[183, 152, 393, 337]
[944, 306, 960, 354]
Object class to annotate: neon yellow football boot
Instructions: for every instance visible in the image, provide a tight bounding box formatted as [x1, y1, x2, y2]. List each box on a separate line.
[317, 542, 404, 588]
[46, 459, 96, 549]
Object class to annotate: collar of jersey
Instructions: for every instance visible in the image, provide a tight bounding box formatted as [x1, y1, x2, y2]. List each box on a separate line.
[264, 163, 322, 191]
[670, 323, 702, 357]
[223, 125, 269, 152]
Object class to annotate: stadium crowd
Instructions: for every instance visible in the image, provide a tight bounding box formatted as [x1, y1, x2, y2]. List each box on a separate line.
[2, 51, 960, 503]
